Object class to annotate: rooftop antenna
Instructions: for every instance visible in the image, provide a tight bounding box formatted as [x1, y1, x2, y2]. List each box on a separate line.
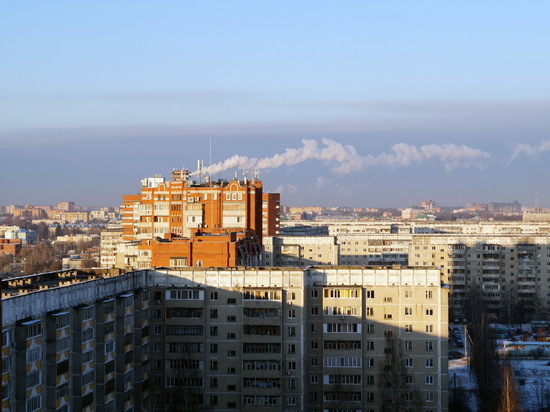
[209, 137, 212, 186]
[535, 193, 541, 213]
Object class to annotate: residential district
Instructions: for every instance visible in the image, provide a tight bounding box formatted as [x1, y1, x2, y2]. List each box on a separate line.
[1, 169, 550, 411]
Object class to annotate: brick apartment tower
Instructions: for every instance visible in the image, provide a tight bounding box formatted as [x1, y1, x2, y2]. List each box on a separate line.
[122, 169, 279, 268]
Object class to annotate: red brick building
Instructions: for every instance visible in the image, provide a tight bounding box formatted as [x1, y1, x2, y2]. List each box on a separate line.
[0, 238, 22, 256]
[122, 170, 278, 268]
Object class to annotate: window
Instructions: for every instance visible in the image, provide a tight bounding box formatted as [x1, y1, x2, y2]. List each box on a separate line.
[210, 291, 218, 300]
[210, 326, 218, 336]
[288, 344, 296, 354]
[227, 315, 236, 322]
[425, 341, 434, 351]
[366, 324, 374, 334]
[426, 308, 434, 316]
[82, 350, 94, 363]
[82, 371, 94, 385]
[426, 290, 433, 299]
[227, 333, 236, 339]
[311, 374, 318, 384]
[288, 326, 296, 336]
[405, 324, 413, 333]
[26, 323, 42, 339]
[105, 340, 115, 354]
[168, 289, 201, 300]
[288, 309, 296, 318]
[426, 325, 434, 333]
[405, 290, 412, 299]
[210, 309, 218, 318]
[405, 358, 413, 368]
[426, 358, 434, 368]
[56, 381, 70, 398]
[56, 337, 70, 353]
[26, 347, 42, 363]
[406, 375, 413, 385]
[55, 314, 70, 329]
[210, 343, 218, 353]
[210, 361, 218, 371]
[365, 290, 375, 298]
[426, 392, 434, 402]
[153, 326, 162, 335]
[366, 307, 374, 316]
[26, 395, 41, 412]
[404, 341, 413, 351]
[210, 378, 218, 388]
[311, 289, 319, 299]
[26, 371, 40, 388]
[366, 358, 375, 367]
[288, 361, 296, 370]
[82, 327, 94, 342]
[365, 341, 374, 350]
[405, 307, 413, 316]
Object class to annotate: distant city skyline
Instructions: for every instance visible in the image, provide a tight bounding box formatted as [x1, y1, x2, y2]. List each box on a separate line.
[2, 2, 550, 207]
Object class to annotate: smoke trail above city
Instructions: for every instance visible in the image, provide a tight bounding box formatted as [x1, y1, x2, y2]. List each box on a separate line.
[197, 138, 491, 176]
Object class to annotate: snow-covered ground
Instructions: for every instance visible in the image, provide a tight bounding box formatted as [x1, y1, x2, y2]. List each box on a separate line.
[449, 357, 478, 411]
[448, 322, 550, 411]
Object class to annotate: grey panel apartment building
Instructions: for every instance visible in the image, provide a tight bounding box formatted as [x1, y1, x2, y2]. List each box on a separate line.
[2, 267, 448, 412]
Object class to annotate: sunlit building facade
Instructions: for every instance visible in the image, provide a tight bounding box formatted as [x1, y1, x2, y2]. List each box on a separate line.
[2, 266, 448, 412]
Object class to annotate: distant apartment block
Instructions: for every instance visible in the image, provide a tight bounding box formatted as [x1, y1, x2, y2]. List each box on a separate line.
[487, 200, 521, 213]
[280, 220, 550, 321]
[262, 236, 339, 266]
[2, 266, 448, 412]
[57, 201, 75, 212]
[46, 210, 89, 223]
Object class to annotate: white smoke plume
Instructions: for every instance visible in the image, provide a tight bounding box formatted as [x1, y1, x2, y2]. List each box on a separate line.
[198, 138, 490, 176]
[510, 140, 550, 162]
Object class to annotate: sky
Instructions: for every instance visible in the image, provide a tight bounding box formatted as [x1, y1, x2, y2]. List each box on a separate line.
[2, 2, 550, 208]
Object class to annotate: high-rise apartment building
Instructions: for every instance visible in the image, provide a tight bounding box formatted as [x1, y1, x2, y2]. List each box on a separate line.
[262, 193, 281, 236]
[2, 266, 448, 412]
[120, 170, 280, 268]
[281, 220, 550, 322]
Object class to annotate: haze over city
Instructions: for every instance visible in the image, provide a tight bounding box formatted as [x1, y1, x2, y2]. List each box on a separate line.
[2, 2, 550, 207]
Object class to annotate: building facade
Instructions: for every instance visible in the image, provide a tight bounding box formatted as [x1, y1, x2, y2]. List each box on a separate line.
[2, 266, 448, 412]
[120, 171, 279, 269]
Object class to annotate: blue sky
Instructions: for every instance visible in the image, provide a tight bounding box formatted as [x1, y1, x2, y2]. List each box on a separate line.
[2, 2, 550, 208]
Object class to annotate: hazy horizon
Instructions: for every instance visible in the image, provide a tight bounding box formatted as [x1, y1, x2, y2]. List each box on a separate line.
[2, 3, 550, 208]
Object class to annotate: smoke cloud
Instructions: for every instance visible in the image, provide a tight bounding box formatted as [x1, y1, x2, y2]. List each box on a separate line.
[510, 140, 550, 162]
[197, 138, 490, 176]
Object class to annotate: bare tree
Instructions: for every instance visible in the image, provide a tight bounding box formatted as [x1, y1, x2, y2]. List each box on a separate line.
[532, 380, 550, 412]
[468, 313, 502, 412]
[497, 362, 523, 412]
[378, 334, 422, 411]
